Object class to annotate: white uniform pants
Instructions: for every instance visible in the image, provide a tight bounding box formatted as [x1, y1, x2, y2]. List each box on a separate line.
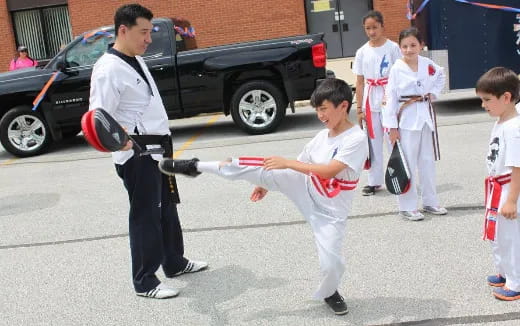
[198, 160, 348, 299]
[398, 126, 439, 211]
[491, 206, 520, 292]
[367, 112, 386, 187]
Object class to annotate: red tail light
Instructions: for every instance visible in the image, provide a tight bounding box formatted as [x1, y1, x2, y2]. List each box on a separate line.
[312, 43, 326, 68]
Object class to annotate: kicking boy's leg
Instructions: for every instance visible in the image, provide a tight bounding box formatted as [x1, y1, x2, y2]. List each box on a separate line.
[307, 210, 347, 300]
[160, 157, 310, 208]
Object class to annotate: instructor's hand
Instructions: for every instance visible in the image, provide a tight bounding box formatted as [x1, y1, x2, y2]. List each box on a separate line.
[250, 186, 268, 202]
[389, 128, 400, 145]
[264, 156, 289, 170]
[121, 140, 133, 151]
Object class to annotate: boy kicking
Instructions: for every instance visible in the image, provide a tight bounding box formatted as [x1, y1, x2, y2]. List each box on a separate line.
[158, 78, 368, 314]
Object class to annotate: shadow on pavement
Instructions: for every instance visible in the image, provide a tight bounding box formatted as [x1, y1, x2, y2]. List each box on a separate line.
[0, 193, 60, 217]
[177, 265, 287, 326]
[244, 296, 451, 325]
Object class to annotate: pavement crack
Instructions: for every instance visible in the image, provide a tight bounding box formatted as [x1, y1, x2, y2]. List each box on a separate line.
[368, 310, 520, 326]
[0, 204, 485, 250]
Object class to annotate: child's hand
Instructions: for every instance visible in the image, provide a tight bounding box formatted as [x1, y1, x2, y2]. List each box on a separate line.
[500, 200, 518, 219]
[389, 128, 400, 145]
[264, 156, 289, 170]
[357, 111, 365, 127]
[250, 186, 268, 202]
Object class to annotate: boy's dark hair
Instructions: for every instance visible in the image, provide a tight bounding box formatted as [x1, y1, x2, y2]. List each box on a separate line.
[310, 78, 353, 113]
[476, 67, 520, 103]
[398, 27, 423, 45]
[363, 10, 384, 26]
[114, 4, 153, 36]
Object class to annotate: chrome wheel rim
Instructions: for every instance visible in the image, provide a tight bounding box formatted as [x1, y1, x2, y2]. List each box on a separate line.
[7, 115, 47, 152]
[238, 90, 277, 129]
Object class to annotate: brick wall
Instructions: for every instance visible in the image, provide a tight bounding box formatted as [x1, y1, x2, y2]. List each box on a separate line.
[68, 0, 306, 48]
[169, 0, 307, 48]
[373, 0, 411, 43]
[0, 1, 15, 72]
[0, 0, 409, 71]
[68, 0, 173, 37]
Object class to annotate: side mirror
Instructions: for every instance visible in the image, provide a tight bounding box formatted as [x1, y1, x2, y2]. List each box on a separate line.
[55, 55, 67, 72]
[55, 55, 78, 76]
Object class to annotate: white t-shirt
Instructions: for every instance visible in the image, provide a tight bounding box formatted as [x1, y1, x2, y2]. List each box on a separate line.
[486, 116, 520, 210]
[352, 39, 401, 112]
[297, 125, 368, 217]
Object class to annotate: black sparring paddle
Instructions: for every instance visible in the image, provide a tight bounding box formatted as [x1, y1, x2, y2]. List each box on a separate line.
[385, 140, 411, 195]
[81, 108, 164, 156]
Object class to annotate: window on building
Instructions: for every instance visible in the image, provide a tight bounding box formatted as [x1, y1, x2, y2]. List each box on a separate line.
[12, 5, 73, 61]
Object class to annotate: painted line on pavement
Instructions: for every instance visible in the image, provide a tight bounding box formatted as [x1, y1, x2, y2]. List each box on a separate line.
[369, 311, 520, 326]
[0, 204, 485, 250]
[0, 158, 17, 166]
[172, 115, 220, 159]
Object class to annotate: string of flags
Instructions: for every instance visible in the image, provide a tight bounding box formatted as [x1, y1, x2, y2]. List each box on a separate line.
[407, 0, 520, 20]
[174, 25, 196, 38]
[82, 30, 114, 44]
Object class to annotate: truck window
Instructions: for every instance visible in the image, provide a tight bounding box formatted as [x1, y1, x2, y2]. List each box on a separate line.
[65, 32, 114, 67]
[143, 24, 169, 58]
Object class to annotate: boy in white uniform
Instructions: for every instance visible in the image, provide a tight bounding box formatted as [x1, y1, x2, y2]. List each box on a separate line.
[476, 67, 520, 301]
[382, 27, 447, 220]
[158, 79, 368, 315]
[352, 10, 401, 196]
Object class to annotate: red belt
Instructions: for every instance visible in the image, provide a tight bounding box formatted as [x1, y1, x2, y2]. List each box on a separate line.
[365, 77, 388, 139]
[484, 173, 511, 241]
[310, 173, 358, 198]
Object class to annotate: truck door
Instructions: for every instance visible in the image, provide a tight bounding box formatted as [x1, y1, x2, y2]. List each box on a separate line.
[48, 32, 114, 128]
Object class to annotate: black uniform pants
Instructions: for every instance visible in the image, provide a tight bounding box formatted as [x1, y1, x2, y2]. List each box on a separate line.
[115, 155, 188, 293]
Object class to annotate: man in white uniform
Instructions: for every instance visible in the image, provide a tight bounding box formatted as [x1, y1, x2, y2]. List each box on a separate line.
[89, 4, 207, 299]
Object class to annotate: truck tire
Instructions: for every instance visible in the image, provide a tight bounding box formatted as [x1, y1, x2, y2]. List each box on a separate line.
[230, 81, 287, 134]
[0, 106, 53, 157]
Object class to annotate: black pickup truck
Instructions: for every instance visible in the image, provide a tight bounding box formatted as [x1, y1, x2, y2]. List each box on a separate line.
[0, 18, 328, 157]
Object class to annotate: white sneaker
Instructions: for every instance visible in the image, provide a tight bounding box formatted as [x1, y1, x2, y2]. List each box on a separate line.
[136, 283, 179, 299]
[399, 210, 425, 221]
[171, 260, 209, 277]
[423, 206, 448, 215]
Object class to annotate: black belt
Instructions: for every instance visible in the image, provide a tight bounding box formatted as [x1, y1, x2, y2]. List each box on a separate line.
[131, 134, 172, 157]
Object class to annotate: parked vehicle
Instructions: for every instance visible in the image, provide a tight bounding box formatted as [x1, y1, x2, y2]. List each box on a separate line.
[0, 18, 329, 157]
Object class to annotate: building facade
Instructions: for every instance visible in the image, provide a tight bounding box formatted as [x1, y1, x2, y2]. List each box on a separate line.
[0, 0, 408, 72]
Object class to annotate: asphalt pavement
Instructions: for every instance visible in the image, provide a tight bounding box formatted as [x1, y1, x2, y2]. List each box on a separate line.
[1, 100, 520, 325]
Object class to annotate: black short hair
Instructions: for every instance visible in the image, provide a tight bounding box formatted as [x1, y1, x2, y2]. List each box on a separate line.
[363, 10, 384, 26]
[310, 78, 353, 113]
[476, 67, 520, 103]
[399, 27, 423, 45]
[114, 3, 153, 36]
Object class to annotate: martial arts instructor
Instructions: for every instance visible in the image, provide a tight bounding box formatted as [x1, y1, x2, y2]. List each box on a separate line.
[89, 3, 207, 299]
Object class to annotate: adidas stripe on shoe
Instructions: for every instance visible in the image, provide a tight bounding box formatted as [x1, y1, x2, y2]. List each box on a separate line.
[169, 260, 208, 277]
[136, 283, 179, 299]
